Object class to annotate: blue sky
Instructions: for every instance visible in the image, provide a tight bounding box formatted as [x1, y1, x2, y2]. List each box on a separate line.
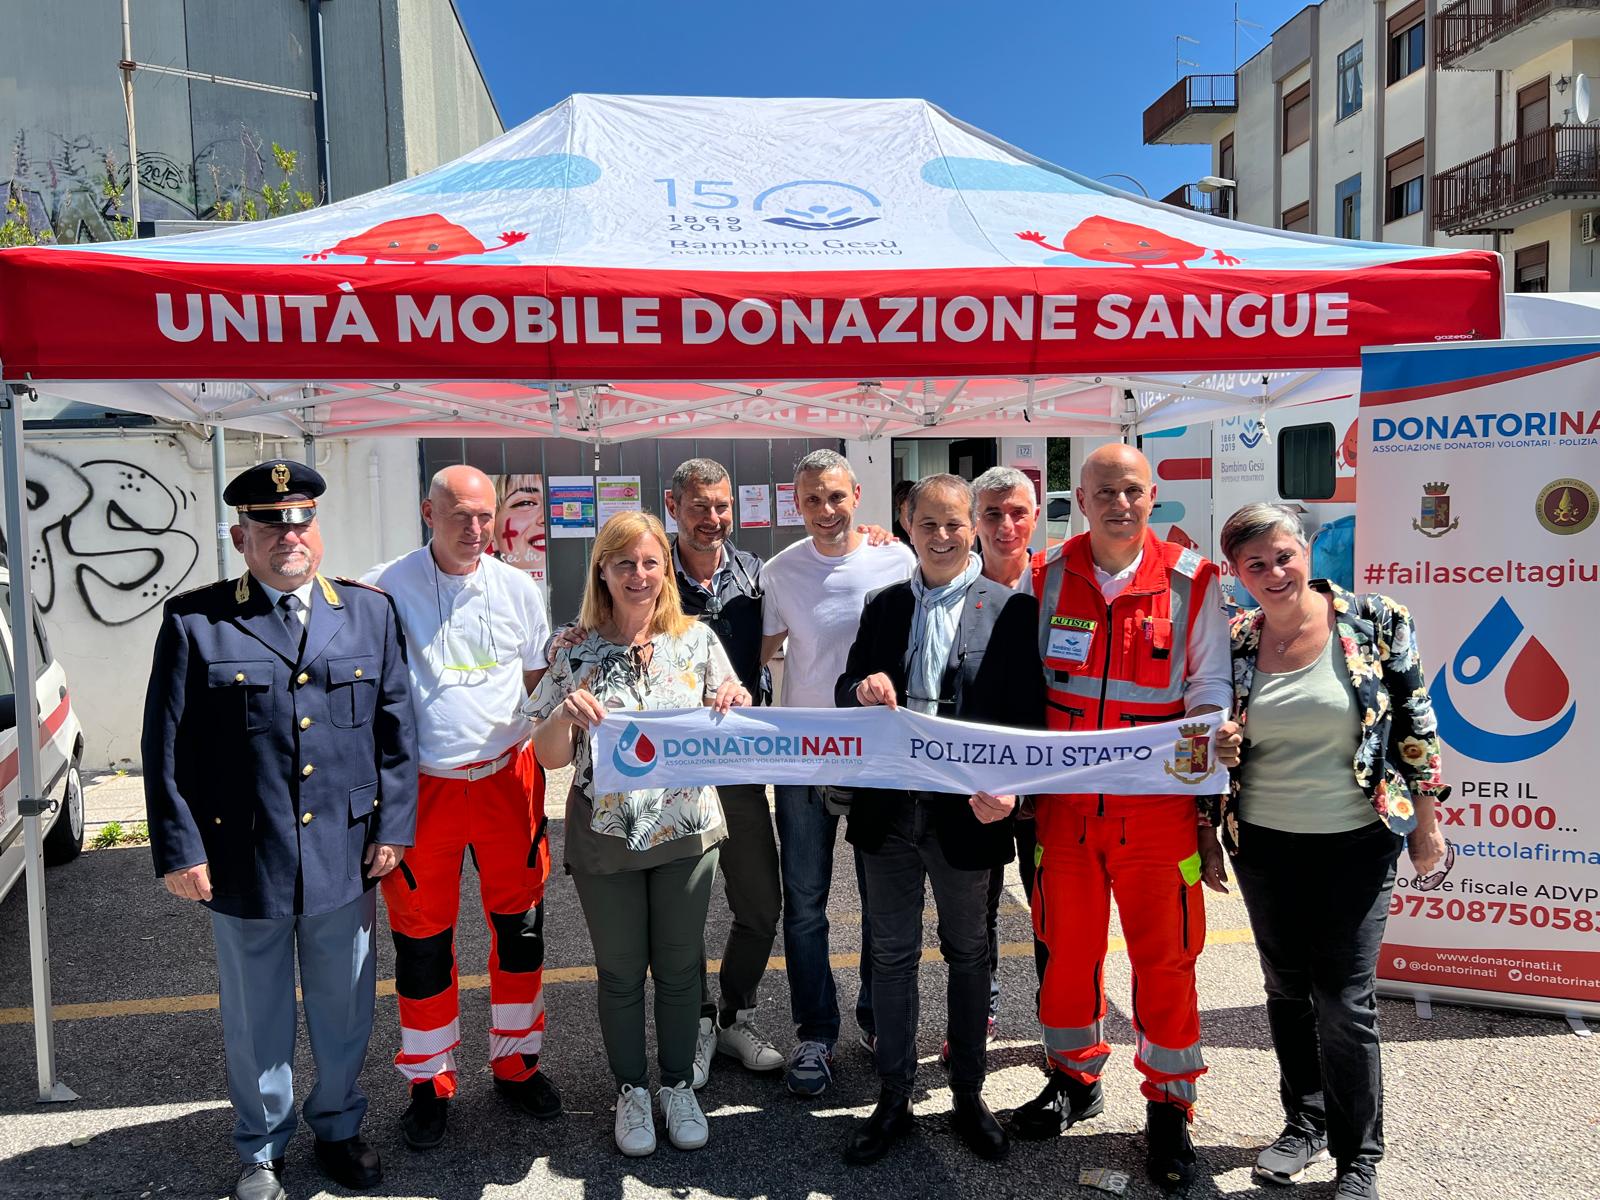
[455, 0, 1311, 201]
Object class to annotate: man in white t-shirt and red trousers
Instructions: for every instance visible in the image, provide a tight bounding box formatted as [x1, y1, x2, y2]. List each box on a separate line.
[760, 450, 917, 1097]
[363, 465, 558, 1151]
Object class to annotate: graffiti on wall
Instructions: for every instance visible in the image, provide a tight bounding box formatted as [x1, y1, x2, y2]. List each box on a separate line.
[14, 450, 201, 626]
[4, 127, 313, 243]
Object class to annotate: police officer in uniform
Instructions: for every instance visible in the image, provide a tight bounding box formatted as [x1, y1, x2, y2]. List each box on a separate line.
[143, 461, 417, 1200]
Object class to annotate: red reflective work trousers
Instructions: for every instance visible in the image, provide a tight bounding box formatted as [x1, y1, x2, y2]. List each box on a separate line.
[1034, 795, 1207, 1110]
[380, 743, 549, 1098]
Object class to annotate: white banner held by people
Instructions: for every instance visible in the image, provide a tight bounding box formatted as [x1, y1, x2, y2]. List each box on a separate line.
[593, 707, 1228, 798]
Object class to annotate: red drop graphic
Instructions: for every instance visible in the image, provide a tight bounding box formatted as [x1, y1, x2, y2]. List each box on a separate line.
[1504, 637, 1569, 723]
[635, 733, 656, 764]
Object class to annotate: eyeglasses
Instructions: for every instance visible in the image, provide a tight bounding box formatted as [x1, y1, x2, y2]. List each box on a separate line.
[1411, 839, 1457, 893]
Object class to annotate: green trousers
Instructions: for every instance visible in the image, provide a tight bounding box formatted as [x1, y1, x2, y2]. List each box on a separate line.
[572, 848, 721, 1089]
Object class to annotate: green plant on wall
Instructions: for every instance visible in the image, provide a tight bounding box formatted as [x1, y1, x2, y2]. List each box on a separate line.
[212, 142, 316, 222]
[0, 192, 52, 247]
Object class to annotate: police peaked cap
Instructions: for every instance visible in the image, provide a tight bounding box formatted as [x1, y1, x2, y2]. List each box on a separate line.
[224, 460, 327, 525]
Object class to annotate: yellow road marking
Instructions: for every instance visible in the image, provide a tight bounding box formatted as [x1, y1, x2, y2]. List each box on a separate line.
[0, 928, 1256, 1027]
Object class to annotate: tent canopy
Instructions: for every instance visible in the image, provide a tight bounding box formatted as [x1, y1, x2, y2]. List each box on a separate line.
[1, 94, 1502, 441]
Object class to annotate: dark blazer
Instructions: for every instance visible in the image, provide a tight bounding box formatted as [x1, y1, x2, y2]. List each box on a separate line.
[835, 574, 1044, 871]
[142, 572, 418, 919]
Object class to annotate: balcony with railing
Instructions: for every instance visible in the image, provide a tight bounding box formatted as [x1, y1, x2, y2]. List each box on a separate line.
[1160, 183, 1235, 219]
[1434, 124, 1600, 233]
[1143, 75, 1238, 145]
[1436, 0, 1600, 70]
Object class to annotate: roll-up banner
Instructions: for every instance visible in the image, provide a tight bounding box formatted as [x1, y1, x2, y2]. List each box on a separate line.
[1356, 338, 1600, 1018]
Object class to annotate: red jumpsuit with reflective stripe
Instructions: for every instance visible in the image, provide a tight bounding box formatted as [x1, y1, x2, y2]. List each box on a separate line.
[380, 744, 549, 1098]
[1031, 530, 1218, 1112]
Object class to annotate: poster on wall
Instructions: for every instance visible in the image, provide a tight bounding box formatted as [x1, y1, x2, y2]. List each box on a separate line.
[597, 475, 643, 528]
[740, 484, 771, 528]
[1356, 339, 1600, 1016]
[549, 476, 597, 538]
[491, 473, 548, 602]
[776, 483, 803, 527]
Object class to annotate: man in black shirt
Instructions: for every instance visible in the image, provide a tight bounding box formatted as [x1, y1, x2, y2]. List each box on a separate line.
[667, 459, 785, 1088]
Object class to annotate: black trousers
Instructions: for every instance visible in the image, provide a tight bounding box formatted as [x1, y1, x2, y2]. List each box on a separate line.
[983, 817, 1048, 1019]
[861, 795, 993, 1098]
[1232, 819, 1403, 1172]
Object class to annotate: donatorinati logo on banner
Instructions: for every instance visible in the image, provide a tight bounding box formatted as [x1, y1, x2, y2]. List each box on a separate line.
[592, 707, 1228, 798]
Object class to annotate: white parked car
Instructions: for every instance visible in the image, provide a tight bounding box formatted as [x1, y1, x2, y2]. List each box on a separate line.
[0, 568, 87, 904]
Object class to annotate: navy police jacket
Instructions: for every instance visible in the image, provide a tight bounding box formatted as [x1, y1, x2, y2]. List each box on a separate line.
[143, 572, 418, 919]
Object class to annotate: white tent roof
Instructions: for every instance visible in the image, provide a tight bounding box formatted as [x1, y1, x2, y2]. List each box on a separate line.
[1, 94, 1504, 443]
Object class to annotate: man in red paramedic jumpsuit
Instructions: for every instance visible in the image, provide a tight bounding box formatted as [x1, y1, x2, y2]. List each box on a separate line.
[1006, 444, 1231, 1193]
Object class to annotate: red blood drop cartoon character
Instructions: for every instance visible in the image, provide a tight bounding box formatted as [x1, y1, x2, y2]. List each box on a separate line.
[305, 213, 528, 263]
[1339, 419, 1359, 470]
[1017, 216, 1241, 267]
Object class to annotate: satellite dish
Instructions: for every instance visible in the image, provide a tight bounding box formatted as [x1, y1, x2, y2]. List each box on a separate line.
[1576, 74, 1591, 125]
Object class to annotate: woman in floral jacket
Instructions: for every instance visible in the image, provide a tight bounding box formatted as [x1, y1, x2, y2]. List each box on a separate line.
[1207, 503, 1447, 1200]
[527, 510, 749, 1159]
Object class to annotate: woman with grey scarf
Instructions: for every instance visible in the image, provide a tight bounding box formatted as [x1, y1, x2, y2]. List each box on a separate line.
[835, 474, 1046, 1166]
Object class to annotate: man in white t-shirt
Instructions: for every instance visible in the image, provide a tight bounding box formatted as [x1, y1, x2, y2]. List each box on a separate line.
[760, 450, 916, 1098]
[362, 466, 558, 1152]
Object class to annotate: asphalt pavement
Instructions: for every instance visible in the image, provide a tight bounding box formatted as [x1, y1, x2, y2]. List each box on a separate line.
[0, 772, 1594, 1200]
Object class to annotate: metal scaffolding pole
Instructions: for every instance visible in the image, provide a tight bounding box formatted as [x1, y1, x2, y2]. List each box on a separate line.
[0, 379, 78, 1104]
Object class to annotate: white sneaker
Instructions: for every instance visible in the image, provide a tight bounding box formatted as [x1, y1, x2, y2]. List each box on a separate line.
[716, 1009, 785, 1071]
[657, 1080, 710, 1150]
[614, 1084, 656, 1157]
[692, 1016, 716, 1090]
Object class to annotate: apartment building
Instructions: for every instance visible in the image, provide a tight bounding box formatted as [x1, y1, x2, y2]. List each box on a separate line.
[1143, 0, 1600, 293]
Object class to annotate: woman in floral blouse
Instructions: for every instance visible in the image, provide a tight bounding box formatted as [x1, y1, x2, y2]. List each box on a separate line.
[1209, 503, 1447, 1200]
[526, 511, 749, 1159]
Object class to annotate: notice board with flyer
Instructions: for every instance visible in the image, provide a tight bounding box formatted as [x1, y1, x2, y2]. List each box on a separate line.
[1356, 338, 1600, 1019]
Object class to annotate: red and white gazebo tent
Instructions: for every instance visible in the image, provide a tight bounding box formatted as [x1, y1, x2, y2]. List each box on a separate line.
[0, 94, 1502, 1098]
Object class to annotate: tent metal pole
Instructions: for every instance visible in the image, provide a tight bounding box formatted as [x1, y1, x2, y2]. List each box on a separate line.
[0, 380, 78, 1104]
[211, 426, 230, 578]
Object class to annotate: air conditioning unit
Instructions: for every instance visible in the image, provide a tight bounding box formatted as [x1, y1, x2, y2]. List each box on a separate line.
[1582, 210, 1600, 244]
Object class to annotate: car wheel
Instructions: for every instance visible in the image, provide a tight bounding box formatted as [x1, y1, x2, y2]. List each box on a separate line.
[43, 759, 85, 866]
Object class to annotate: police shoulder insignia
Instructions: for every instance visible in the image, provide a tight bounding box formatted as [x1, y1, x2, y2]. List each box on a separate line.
[315, 574, 344, 608]
[234, 573, 252, 604]
[333, 576, 387, 594]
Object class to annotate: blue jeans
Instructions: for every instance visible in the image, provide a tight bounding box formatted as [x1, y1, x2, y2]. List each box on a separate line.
[774, 785, 873, 1043]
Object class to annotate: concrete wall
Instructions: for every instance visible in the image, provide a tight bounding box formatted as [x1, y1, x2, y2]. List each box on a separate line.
[3, 432, 421, 770]
[394, 0, 503, 176]
[1, 0, 495, 239]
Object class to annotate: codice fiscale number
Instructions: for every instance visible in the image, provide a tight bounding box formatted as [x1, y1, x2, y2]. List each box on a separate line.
[1389, 895, 1598, 931]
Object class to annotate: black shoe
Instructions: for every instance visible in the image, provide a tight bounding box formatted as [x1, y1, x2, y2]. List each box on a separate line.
[494, 1068, 563, 1119]
[1004, 1070, 1104, 1139]
[843, 1093, 914, 1165]
[1145, 1101, 1197, 1193]
[1334, 1164, 1380, 1199]
[951, 1093, 1009, 1161]
[314, 1135, 382, 1190]
[401, 1079, 449, 1150]
[231, 1160, 285, 1200]
[1255, 1123, 1330, 1184]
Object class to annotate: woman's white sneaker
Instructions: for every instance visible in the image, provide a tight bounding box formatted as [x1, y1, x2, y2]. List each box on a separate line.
[692, 1016, 717, 1089]
[614, 1084, 656, 1157]
[716, 1009, 785, 1071]
[657, 1080, 710, 1150]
